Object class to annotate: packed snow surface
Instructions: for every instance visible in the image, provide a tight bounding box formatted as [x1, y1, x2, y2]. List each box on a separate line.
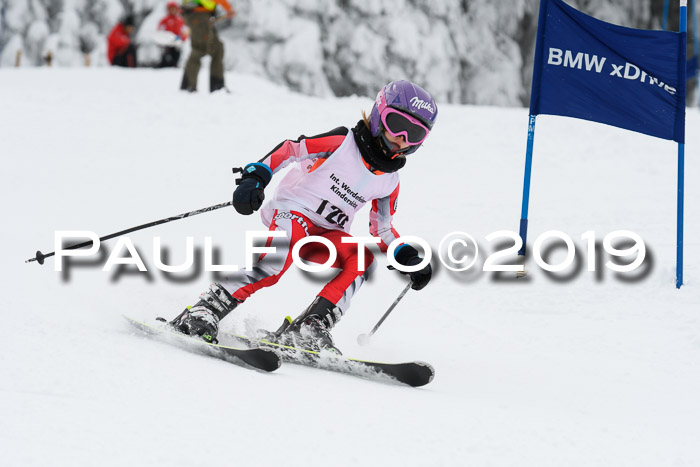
[1, 68, 699, 466]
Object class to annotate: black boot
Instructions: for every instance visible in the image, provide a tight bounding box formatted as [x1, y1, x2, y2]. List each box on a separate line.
[180, 74, 196, 92]
[210, 76, 228, 93]
[287, 297, 343, 354]
[171, 283, 240, 343]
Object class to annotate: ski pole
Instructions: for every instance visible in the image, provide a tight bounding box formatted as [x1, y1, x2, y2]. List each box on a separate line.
[210, 14, 230, 24]
[25, 201, 232, 265]
[357, 281, 412, 346]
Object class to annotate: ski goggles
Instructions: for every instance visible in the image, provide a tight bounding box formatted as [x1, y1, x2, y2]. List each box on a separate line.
[380, 107, 430, 146]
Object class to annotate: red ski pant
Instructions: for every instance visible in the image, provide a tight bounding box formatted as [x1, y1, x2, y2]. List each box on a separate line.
[219, 211, 375, 313]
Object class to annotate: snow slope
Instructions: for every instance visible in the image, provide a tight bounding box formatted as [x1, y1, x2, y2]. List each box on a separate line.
[1, 68, 699, 467]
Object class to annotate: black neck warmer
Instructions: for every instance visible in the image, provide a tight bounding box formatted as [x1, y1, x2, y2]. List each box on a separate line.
[351, 120, 406, 173]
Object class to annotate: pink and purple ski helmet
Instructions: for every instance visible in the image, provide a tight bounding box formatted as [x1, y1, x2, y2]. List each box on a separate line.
[369, 80, 438, 149]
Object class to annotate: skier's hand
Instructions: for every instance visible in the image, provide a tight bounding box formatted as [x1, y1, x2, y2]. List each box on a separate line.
[233, 178, 265, 215]
[232, 163, 272, 215]
[394, 244, 432, 291]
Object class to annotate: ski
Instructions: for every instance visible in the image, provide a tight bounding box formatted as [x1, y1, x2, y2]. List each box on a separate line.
[123, 316, 281, 372]
[226, 331, 434, 387]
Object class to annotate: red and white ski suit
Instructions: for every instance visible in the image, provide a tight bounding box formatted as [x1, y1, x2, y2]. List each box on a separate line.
[220, 126, 402, 313]
[158, 14, 187, 39]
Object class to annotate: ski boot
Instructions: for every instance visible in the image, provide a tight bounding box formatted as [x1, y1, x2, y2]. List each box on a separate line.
[170, 283, 240, 344]
[278, 297, 343, 354]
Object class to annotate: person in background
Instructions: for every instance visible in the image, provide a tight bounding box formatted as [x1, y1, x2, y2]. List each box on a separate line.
[157, 2, 189, 68]
[107, 15, 137, 67]
[180, 0, 236, 92]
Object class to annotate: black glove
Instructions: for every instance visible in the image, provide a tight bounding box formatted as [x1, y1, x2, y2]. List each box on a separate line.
[232, 163, 272, 215]
[394, 244, 432, 290]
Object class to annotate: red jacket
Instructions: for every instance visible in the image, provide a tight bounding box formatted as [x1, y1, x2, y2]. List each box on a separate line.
[107, 23, 131, 64]
[158, 14, 187, 38]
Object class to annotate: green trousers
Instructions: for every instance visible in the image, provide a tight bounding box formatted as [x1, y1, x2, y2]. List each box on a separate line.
[181, 11, 225, 92]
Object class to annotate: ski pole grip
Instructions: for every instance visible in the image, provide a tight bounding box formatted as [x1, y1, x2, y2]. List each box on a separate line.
[232, 167, 244, 185]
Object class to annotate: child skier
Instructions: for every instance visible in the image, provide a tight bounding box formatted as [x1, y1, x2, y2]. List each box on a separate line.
[171, 80, 437, 352]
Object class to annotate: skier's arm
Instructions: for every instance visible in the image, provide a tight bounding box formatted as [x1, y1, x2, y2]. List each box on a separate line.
[257, 127, 348, 175]
[233, 127, 348, 215]
[371, 184, 432, 291]
[369, 183, 401, 252]
[215, 0, 236, 18]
